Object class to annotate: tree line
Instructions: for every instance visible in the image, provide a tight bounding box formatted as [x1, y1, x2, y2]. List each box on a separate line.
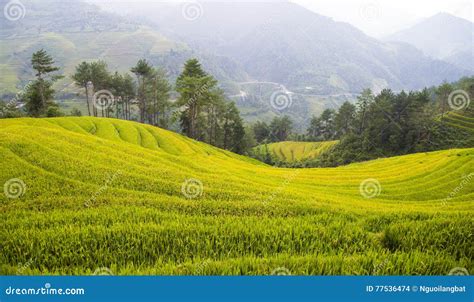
[250, 78, 473, 167]
[0, 50, 248, 154]
[1, 49, 472, 163]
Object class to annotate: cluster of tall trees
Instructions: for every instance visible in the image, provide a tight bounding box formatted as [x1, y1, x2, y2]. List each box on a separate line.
[313, 86, 473, 166]
[252, 116, 294, 143]
[176, 59, 247, 153]
[0, 49, 249, 154]
[4, 49, 65, 118]
[1, 49, 472, 161]
[71, 60, 171, 127]
[250, 77, 473, 167]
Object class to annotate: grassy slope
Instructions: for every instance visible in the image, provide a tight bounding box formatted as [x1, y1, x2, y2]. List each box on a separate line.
[0, 117, 473, 275]
[254, 141, 338, 162]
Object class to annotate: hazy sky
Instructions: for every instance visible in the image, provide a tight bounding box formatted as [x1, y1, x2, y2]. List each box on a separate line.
[89, 0, 473, 37]
[293, 0, 473, 37]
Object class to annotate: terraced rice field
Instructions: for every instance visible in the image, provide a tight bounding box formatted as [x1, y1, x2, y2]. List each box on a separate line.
[441, 111, 474, 134]
[254, 141, 338, 162]
[0, 117, 473, 275]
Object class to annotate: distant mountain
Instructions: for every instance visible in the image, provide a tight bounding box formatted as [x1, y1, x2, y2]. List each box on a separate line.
[1, 1, 471, 127]
[386, 13, 474, 71]
[0, 0, 249, 97]
[124, 2, 468, 94]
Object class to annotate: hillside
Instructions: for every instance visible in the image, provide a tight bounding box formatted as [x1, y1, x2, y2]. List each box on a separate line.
[441, 111, 474, 134]
[123, 2, 468, 93]
[386, 13, 474, 72]
[0, 0, 248, 97]
[1, 117, 472, 275]
[253, 141, 338, 163]
[2, 0, 471, 128]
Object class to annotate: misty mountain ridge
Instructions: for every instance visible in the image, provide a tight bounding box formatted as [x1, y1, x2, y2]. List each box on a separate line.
[386, 12, 473, 71]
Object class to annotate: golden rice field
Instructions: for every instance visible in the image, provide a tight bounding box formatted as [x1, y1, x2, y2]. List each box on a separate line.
[253, 141, 338, 162]
[0, 117, 473, 275]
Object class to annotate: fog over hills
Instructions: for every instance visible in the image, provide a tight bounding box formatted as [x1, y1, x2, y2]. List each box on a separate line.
[96, 1, 468, 93]
[386, 12, 474, 71]
[1, 0, 472, 126]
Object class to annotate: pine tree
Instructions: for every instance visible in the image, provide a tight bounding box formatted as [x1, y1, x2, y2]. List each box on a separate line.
[25, 49, 62, 117]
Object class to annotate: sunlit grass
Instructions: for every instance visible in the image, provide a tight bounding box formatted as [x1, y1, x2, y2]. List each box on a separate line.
[0, 117, 472, 275]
